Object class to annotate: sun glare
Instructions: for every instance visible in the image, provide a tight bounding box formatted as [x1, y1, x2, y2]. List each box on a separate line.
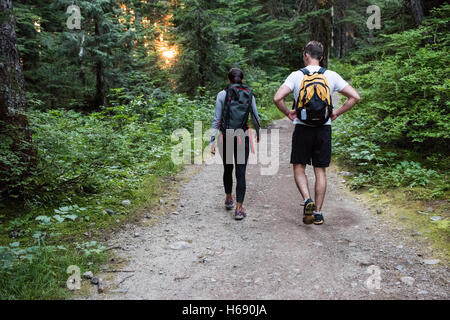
[162, 48, 176, 60]
[34, 20, 41, 33]
[156, 41, 178, 66]
[155, 24, 178, 67]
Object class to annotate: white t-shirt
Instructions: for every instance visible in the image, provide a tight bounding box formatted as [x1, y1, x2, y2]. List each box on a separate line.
[283, 65, 348, 125]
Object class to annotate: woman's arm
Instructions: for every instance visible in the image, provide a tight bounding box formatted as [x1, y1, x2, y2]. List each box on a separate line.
[210, 91, 225, 145]
[250, 95, 261, 141]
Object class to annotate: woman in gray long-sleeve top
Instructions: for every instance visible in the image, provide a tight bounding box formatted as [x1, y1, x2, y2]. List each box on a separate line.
[210, 68, 261, 220]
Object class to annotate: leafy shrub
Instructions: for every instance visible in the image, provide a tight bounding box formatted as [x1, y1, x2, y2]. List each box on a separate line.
[348, 5, 450, 150]
[18, 92, 213, 204]
[2, 76, 282, 206]
[247, 67, 286, 126]
[381, 161, 440, 188]
[332, 5, 449, 199]
[0, 240, 105, 300]
[0, 119, 35, 199]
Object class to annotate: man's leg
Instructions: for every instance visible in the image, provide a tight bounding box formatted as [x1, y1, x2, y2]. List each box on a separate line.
[291, 124, 316, 224]
[313, 167, 327, 212]
[294, 164, 316, 224]
[311, 125, 331, 220]
[293, 164, 311, 200]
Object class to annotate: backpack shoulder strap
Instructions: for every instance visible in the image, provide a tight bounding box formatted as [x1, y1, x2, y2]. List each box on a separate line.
[297, 69, 310, 109]
[318, 67, 327, 74]
[300, 68, 309, 75]
[247, 86, 253, 103]
[221, 88, 231, 131]
[224, 85, 231, 106]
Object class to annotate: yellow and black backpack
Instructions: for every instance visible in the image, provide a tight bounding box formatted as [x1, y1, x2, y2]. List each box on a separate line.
[294, 67, 333, 126]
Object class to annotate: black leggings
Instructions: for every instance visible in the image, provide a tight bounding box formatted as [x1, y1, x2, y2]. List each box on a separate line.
[218, 135, 250, 203]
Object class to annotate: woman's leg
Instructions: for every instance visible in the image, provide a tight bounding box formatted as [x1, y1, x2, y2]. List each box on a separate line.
[223, 164, 233, 198]
[219, 135, 233, 199]
[235, 137, 250, 210]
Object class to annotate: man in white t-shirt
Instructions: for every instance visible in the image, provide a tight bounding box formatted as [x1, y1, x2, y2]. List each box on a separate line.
[273, 41, 360, 225]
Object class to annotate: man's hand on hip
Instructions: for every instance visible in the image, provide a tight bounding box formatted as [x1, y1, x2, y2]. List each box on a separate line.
[333, 84, 361, 119]
[331, 111, 340, 121]
[287, 110, 297, 121]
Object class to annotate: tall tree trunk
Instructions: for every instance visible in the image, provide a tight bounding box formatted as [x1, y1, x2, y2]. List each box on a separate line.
[95, 59, 105, 106]
[331, 0, 353, 59]
[330, 4, 334, 59]
[0, 0, 26, 116]
[410, 0, 424, 26]
[0, 0, 34, 198]
[310, 0, 331, 68]
[195, 6, 205, 87]
[78, 32, 86, 87]
[93, 17, 105, 107]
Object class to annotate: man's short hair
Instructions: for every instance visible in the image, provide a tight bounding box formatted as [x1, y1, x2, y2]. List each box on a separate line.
[303, 41, 324, 60]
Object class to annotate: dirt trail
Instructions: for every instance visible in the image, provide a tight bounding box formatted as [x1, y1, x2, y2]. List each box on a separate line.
[89, 118, 448, 300]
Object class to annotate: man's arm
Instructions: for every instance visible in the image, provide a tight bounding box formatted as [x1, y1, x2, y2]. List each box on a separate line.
[331, 84, 360, 121]
[273, 85, 297, 121]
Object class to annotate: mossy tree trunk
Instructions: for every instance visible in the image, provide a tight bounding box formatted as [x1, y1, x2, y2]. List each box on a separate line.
[0, 0, 34, 199]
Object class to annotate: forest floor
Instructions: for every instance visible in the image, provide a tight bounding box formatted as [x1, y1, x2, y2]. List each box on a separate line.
[85, 117, 448, 300]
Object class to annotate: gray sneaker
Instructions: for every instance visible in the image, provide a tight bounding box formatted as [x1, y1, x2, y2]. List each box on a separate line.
[234, 208, 246, 220]
[225, 198, 234, 210]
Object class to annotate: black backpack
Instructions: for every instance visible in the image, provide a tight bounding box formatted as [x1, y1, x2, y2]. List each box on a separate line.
[220, 84, 253, 132]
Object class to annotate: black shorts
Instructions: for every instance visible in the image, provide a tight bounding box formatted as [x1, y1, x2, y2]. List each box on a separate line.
[290, 124, 332, 167]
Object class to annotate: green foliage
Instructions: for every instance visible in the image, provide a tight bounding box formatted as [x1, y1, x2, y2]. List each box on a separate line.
[340, 5, 450, 147]
[334, 119, 447, 199]
[0, 239, 106, 300]
[383, 161, 440, 188]
[14, 0, 169, 109]
[328, 59, 354, 81]
[16, 92, 212, 204]
[35, 204, 87, 225]
[247, 67, 286, 126]
[172, 0, 335, 93]
[0, 119, 34, 198]
[173, 0, 227, 93]
[332, 4, 449, 200]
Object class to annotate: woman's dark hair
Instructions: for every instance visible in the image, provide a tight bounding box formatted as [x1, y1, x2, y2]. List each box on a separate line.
[228, 68, 244, 84]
